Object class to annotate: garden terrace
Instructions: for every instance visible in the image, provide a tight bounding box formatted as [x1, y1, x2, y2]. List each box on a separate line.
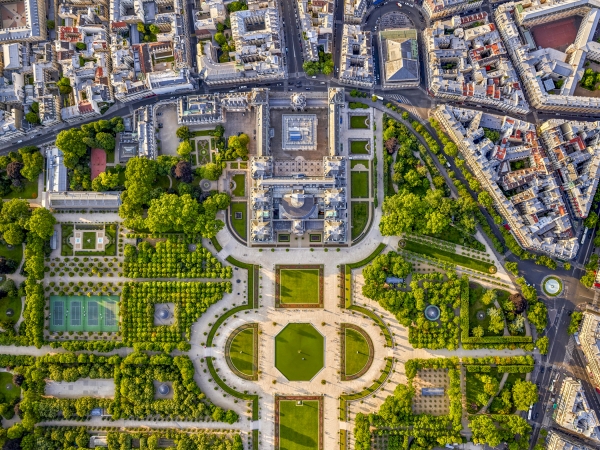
[121, 281, 231, 346]
[275, 265, 324, 308]
[33, 427, 244, 449]
[19, 352, 239, 423]
[123, 238, 232, 278]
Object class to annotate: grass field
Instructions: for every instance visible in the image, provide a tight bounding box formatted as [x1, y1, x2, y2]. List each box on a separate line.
[231, 202, 247, 240]
[351, 172, 369, 199]
[232, 174, 246, 197]
[275, 324, 324, 381]
[0, 296, 21, 324]
[61, 224, 74, 256]
[350, 161, 368, 170]
[350, 140, 369, 154]
[0, 372, 21, 403]
[279, 269, 320, 304]
[351, 202, 369, 240]
[82, 232, 96, 250]
[0, 242, 22, 271]
[404, 240, 495, 273]
[345, 329, 370, 377]
[229, 327, 255, 377]
[350, 115, 369, 129]
[3, 180, 38, 199]
[279, 399, 320, 450]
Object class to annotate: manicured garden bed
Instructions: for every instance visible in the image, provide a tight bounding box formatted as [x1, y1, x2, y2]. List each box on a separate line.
[278, 268, 321, 305]
[230, 202, 247, 240]
[277, 397, 322, 450]
[403, 240, 495, 273]
[232, 174, 246, 197]
[350, 140, 369, 154]
[351, 202, 369, 240]
[350, 115, 369, 129]
[351, 172, 369, 198]
[344, 326, 372, 378]
[275, 323, 324, 381]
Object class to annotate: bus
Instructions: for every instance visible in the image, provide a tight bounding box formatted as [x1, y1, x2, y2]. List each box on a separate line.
[581, 227, 590, 245]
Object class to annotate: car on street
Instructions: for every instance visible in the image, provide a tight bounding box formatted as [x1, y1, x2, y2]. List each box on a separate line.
[541, 367, 545, 373]
[535, 413, 539, 419]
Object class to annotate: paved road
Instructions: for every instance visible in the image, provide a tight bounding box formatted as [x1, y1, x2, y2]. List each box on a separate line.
[280, 0, 302, 77]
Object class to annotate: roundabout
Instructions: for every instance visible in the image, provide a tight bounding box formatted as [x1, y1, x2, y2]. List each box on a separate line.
[542, 275, 563, 297]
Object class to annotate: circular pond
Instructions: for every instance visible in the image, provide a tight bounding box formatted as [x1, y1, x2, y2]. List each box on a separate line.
[424, 305, 441, 321]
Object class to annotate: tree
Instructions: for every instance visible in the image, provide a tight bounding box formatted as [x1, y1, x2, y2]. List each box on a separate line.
[26, 208, 56, 241]
[508, 293, 527, 313]
[137, 22, 145, 33]
[6, 424, 24, 440]
[57, 77, 72, 95]
[527, 300, 548, 330]
[214, 32, 227, 46]
[25, 112, 39, 124]
[92, 171, 120, 192]
[481, 289, 497, 306]
[95, 132, 116, 151]
[177, 140, 193, 157]
[20, 151, 43, 182]
[505, 261, 519, 276]
[536, 336, 549, 355]
[75, 42, 87, 51]
[211, 192, 231, 210]
[0, 257, 17, 274]
[227, 134, 249, 159]
[512, 380, 538, 410]
[487, 308, 505, 334]
[174, 161, 193, 183]
[478, 191, 494, 209]
[119, 157, 159, 220]
[568, 311, 583, 334]
[47, 20, 55, 30]
[56, 129, 87, 168]
[385, 137, 398, 154]
[176, 126, 191, 140]
[564, 262, 572, 270]
[5, 162, 23, 180]
[197, 162, 222, 181]
[471, 326, 484, 337]
[585, 211, 598, 229]
[470, 415, 501, 447]
[149, 24, 160, 34]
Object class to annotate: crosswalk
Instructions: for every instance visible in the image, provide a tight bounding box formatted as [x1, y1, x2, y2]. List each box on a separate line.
[388, 94, 411, 103]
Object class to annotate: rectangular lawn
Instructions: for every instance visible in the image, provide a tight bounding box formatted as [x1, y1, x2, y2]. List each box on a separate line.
[278, 399, 321, 450]
[350, 115, 369, 129]
[351, 172, 369, 198]
[351, 202, 368, 240]
[82, 232, 96, 250]
[231, 202, 247, 240]
[350, 140, 369, 154]
[403, 240, 494, 273]
[232, 174, 246, 197]
[279, 269, 320, 304]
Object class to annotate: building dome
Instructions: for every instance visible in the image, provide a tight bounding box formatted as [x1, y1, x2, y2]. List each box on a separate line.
[157, 308, 170, 320]
[158, 384, 170, 395]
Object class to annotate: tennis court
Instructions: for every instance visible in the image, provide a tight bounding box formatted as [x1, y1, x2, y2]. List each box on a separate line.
[49, 295, 119, 332]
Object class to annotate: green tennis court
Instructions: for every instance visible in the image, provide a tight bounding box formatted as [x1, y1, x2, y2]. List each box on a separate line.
[49, 295, 119, 332]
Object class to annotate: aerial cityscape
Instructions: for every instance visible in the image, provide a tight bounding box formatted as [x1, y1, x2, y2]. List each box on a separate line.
[1, 0, 600, 449]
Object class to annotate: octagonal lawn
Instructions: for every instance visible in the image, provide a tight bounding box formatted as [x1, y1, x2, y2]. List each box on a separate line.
[275, 323, 324, 381]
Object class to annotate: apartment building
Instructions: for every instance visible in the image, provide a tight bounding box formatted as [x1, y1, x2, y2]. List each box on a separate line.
[580, 307, 600, 390]
[495, 1, 600, 113]
[379, 29, 420, 89]
[432, 104, 593, 260]
[344, 0, 367, 24]
[0, 0, 46, 44]
[554, 377, 600, 442]
[547, 430, 594, 450]
[298, 0, 334, 60]
[423, 0, 483, 20]
[338, 24, 374, 88]
[198, 8, 285, 86]
[424, 13, 529, 114]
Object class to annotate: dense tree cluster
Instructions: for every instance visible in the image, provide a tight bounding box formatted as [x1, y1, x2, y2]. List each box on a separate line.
[121, 281, 231, 345]
[470, 414, 531, 449]
[362, 253, 461, 349]
[15, 352, 239, 426]
[124, 238, 232, 279]
[0, 147, 43, 196]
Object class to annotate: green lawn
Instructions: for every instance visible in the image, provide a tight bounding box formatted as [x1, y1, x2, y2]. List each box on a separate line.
[230, 202, 247, 240]
[345, 329, 370, 377]
[350, 140, 369, 154]
[404, 240, 495, 273]
[468, 283, 501, 337]
[279, 269, 320, 304]
[351, 172, 369, 199]
[106, 150, 115, 164]
[0, 296, 21, 324]
[465, 368, 502, 414]
[4, 180, 38, 199]
[350, 161, 368, 170]
[426, 226, 485, 251]
[229, 327, 255, 377]
[0, 372, 20, 403]
[82, 232, 96, 250]
[232, 174, 246, 197]
[350, 115, 369, 129]
[0, 242, 22, 271]
[276, 323, 324, 381]
[61, 224, 74, 256]
[279, 399, 321, 450]
[351, 202, 369, 240]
